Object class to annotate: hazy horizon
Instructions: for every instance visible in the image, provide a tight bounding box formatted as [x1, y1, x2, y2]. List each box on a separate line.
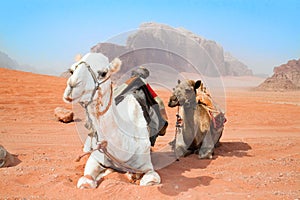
[1, 0, 299, 76]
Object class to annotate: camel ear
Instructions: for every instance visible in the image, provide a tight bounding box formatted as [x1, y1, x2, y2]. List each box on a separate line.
[109, 57, 122, 73]
[74, 54, 82, 62]
[177, 79, 181, 84]
[195, 80, 202, 90]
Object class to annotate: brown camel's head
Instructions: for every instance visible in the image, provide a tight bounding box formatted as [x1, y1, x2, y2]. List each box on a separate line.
[168, 79, 202, 108]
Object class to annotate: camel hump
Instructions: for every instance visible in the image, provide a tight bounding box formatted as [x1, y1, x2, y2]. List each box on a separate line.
[196, 91, 214, 108]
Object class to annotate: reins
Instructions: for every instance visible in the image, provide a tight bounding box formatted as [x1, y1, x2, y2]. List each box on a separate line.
[75, 141, 144, 174]
[174, 105, 182, 160]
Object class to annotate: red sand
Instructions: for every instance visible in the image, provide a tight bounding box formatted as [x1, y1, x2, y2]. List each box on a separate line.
[0, 68, 299, 199]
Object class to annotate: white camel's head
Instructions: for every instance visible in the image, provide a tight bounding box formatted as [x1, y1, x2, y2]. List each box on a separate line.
[63, 52, 121, 104]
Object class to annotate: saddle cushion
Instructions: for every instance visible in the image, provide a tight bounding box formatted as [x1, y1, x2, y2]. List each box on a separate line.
[114, 77, 168, 146]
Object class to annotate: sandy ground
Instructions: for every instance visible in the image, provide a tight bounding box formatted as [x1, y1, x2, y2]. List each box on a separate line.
[0, 68, 299, 200]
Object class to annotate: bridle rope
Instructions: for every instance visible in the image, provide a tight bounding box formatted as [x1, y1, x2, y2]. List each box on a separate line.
[174, 105, 182, 160]
[74, 62, 144, 173]
[78, 61, 112, 109]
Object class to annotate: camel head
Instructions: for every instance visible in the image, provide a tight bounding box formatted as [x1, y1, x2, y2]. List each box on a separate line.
[63, 52, 121, 104]
[168, 79, 201, 108]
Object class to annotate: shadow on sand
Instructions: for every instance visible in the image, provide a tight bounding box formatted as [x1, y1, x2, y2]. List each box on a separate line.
[214, 141, 252, 158]
[155, 141, 251, 196]
[8, 154, 22, 167]
[0, 154, 22, 168]
[1, 145, 22, 168]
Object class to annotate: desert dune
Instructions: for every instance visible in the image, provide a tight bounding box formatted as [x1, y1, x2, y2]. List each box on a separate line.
[0, 68, 299, 199]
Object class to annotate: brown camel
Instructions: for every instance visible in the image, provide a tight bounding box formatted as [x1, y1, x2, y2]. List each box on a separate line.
[168, 80, 226, 159]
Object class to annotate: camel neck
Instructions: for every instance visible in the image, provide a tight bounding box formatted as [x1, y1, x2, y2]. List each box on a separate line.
[95, 83, 113, 118]
[182, 105, 195, 143]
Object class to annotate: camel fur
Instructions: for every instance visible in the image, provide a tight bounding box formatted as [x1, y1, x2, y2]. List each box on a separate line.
[63, 53, 160, 189]
[168, 79, 225, 159]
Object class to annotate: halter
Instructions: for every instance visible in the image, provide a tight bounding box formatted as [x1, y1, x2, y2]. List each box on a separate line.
[174, 105, 182, 160]
[74, 61, 145, 173]
[77, 61, 112, 110]
[76, 61, 113, 150]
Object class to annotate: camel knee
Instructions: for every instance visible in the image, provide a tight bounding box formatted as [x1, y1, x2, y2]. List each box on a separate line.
[140, 171, 161, 186]
[77, 156, 104, 189]
[77, 175, 97, 189]
[84, 156, 103, 180]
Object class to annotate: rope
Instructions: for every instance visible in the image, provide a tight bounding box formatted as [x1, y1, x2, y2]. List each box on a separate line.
[96, 84, 113, 117]
[174, 106, 182, 160]
[97, 141, 145, 174]
[74, 62, 145, 174]
[75, 140, 144, 174]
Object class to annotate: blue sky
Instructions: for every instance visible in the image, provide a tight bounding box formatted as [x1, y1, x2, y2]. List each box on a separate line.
[0, 0, 299, 75]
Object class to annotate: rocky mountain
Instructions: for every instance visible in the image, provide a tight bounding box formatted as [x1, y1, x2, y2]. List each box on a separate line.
[0, 51, 18, 69]
[257, 58, 300, 91]
[224, 52, 253, 76]
[91, 22, 253, 77]
[0, 51, 40, 74]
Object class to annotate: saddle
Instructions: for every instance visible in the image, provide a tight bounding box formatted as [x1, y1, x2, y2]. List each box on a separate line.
[196, 91, 214, 110]
[196, 91, 226, 130]
[114, 77, 168, 146]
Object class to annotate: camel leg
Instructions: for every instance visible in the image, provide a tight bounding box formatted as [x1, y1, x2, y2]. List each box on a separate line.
[95, 168, 114, 182]
[140, 170, 161, 186]
[125, 172, 143, 184]
[212, 127, 224, 147]
[77, 155, 110, 189]
[212, 113, 226, 147]
[199, 130, 214, 159]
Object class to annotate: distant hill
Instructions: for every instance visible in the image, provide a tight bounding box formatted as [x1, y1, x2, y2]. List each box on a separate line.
[0, 51, 18, 69]
[257, 58, 300, 91]
[91, 22, 253, 77]
[0, 51, 40, 74]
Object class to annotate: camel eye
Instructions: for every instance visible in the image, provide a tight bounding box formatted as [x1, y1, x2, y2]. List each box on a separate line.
[68, 69, 74, 75]
[97, 70, 108, 78]
[101, 71, 107, 77]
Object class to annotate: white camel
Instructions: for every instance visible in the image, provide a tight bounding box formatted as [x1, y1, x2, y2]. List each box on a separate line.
[63, 52, 160, 189]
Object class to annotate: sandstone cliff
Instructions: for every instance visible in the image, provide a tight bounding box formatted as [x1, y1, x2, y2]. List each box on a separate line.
[91, 22, 252, 77]
[257, 58, 300, 91]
